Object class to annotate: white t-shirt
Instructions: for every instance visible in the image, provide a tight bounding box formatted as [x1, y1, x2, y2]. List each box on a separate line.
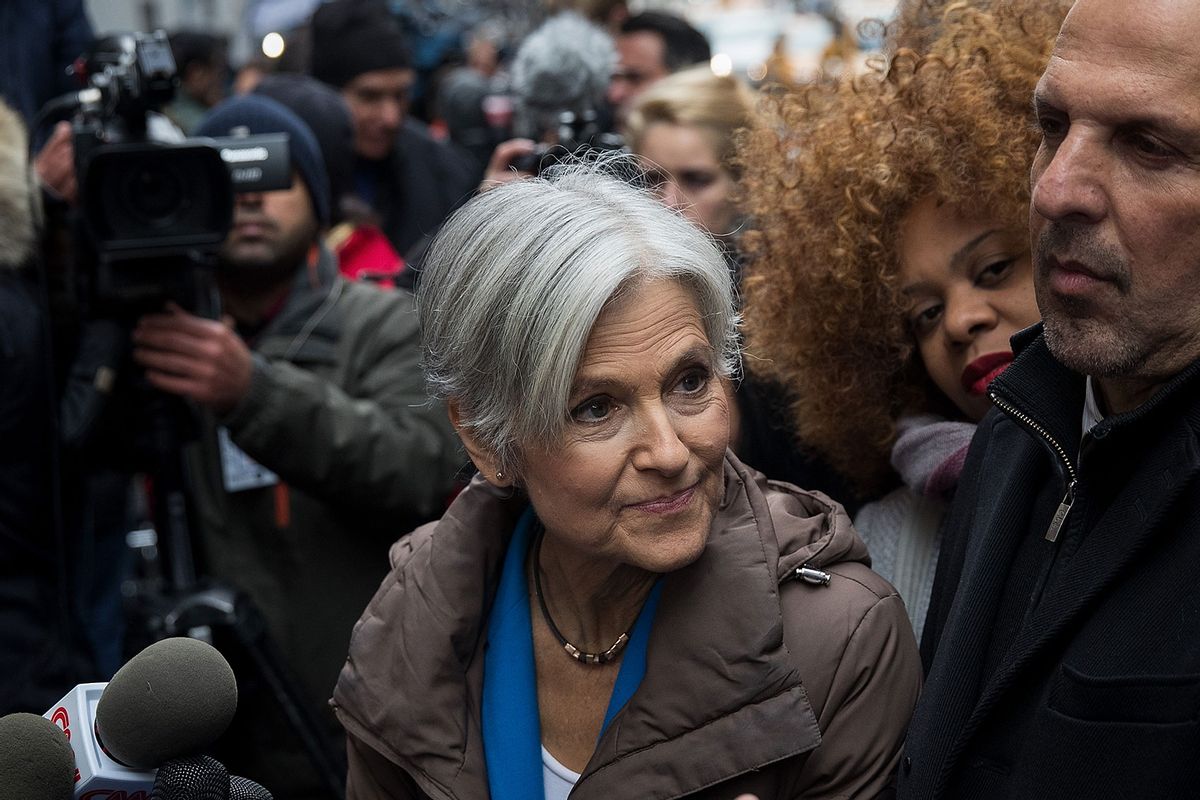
[542, 745, 581, 800]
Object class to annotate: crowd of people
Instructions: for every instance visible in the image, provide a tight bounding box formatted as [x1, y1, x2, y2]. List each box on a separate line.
[3, 0, 1200, 797]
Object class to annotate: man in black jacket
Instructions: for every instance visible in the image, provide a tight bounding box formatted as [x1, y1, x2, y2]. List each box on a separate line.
[899, 1, 1200, 798]
[308, 0, 476, 260]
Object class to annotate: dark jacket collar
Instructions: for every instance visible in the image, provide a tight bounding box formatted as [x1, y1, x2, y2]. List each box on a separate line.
[992, 322, 1200, 458]
[333, 454, 867, 799]
[252, 245, 343, 364]
[916, 324, 1200, 797]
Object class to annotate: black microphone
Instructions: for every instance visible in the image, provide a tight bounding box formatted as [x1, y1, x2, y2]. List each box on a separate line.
[0, 712, 76, 800]
[151, 755, 274, 799]
[228, 774, 274, 799]
[152, 754, 229, 799]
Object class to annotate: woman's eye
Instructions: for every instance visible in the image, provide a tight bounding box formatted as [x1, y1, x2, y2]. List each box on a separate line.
[679, 170, 718, 191]
[910, 304, 943, 337]
[572, 397, 613, 423]
[978, 258, 1016, 285]
[1037, 114, 1066, 141]
[675, 369, 710, 395]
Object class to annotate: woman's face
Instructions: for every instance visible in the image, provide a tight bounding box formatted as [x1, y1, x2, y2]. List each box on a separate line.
[637, 123, 739, 238]
[898, 196, 1041, 422]
[519, 278, 730, 574]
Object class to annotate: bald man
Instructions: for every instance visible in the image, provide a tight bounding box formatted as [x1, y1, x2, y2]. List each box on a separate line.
[899, 1, 1200, 797]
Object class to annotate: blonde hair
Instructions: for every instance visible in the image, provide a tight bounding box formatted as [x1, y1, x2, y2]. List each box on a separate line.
[626, 66, 759, 174]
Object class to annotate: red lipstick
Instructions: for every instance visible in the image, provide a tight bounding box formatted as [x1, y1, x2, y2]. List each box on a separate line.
[961, 351, 1013, 396]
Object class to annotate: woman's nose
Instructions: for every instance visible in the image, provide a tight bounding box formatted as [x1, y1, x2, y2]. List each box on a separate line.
[943, 293, 997, 345]
[659, 180, 687, 211]
[632, 405, 689, 476]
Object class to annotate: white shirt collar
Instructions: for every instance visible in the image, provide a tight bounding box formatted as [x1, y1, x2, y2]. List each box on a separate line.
[1082, 375, 1106, 437]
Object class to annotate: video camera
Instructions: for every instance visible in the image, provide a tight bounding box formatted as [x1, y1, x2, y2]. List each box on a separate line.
[68, 30, 292, 314]
[509, 109, 627, 177]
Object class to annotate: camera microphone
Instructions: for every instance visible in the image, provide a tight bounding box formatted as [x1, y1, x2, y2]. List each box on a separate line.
[0, 712, 76, 799]
[42, 637, 240, 796]
[510, 13, 615, 140]
[95, 637, 238, 769]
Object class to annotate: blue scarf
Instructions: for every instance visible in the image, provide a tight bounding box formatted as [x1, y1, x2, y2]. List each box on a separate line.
[482, 507, 663, 799]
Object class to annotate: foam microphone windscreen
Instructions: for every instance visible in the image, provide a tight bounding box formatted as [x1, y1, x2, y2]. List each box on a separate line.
[152, 754, 229, 799]
[96, 637, 238, 769]
[0, 712, 76, 800]
[229, 774, 274, 799]
[511, 12, 616, 117]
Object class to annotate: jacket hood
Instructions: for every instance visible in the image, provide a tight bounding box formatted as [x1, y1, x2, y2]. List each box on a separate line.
[0, 101, 37, 270]
[333, 452, 874, 799]
[747, 461, 871, 579]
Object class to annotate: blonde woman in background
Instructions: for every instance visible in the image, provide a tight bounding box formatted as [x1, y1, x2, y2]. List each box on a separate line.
[626, 66, 757, 252]
[627, 67, 855, 505]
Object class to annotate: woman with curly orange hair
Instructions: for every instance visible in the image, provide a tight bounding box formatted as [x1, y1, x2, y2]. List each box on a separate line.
[738, 1, 1070, 640]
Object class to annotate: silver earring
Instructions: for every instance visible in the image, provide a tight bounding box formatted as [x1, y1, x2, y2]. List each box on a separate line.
[495, 470, 505, 481]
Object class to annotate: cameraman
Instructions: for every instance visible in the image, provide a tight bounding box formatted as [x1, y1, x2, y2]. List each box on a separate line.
[130, 94, 462, 797]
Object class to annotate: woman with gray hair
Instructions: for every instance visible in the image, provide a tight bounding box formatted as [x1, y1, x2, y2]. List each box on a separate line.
[331, 164, 920, 800]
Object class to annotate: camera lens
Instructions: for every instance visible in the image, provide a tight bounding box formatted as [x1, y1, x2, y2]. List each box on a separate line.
[83, 143, 233, 253]
[121, 162, 186, 226]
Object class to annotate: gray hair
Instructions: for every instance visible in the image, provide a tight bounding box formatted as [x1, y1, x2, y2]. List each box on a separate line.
[419, 161, 739, 473]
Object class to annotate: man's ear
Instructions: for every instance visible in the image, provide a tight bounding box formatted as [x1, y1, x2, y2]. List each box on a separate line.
[447, 398, 512, 488]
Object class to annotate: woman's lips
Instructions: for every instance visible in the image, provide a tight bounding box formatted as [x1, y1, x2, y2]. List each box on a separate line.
[961, 351, 1014, 396]
[627, 484, 697, 514]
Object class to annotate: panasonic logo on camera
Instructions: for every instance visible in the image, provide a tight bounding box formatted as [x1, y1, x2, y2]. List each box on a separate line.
[220, 146, 270, 163]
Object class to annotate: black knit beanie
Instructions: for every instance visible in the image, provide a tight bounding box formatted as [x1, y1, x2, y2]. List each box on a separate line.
[253, 73, 355, 221]
[310, 0, 412, 88]
[195, 94, 331, 227]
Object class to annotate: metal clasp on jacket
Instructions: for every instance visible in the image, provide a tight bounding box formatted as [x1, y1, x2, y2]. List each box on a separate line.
[794, 565, 832, 586]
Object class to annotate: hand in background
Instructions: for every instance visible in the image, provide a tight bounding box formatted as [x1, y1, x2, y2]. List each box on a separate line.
[132, 304, 254, 414]
[479, 138, 536, 191]
[35, 121, 77, 204]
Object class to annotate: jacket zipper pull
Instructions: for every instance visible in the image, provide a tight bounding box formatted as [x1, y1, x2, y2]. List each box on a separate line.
[1044, 480, 1077, 542]
[795, 565, 832, 586]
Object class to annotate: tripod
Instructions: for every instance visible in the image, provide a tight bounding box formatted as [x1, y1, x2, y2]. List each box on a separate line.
[124, 386, 348, 799]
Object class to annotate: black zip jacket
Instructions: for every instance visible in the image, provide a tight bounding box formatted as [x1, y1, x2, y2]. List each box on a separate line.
[899, 323, 1200, 800]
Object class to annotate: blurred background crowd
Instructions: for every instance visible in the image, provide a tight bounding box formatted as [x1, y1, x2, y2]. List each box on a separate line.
[0, 0, 1096, 797]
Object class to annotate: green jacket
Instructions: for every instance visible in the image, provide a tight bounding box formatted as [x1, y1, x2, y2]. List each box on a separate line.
[188, 249, 462, 797]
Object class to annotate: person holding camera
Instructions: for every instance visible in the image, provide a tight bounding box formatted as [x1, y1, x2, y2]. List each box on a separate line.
[130, 93, 463, 798]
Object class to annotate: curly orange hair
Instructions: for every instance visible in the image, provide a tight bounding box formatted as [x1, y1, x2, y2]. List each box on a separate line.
[738, 1, 1069, 494]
